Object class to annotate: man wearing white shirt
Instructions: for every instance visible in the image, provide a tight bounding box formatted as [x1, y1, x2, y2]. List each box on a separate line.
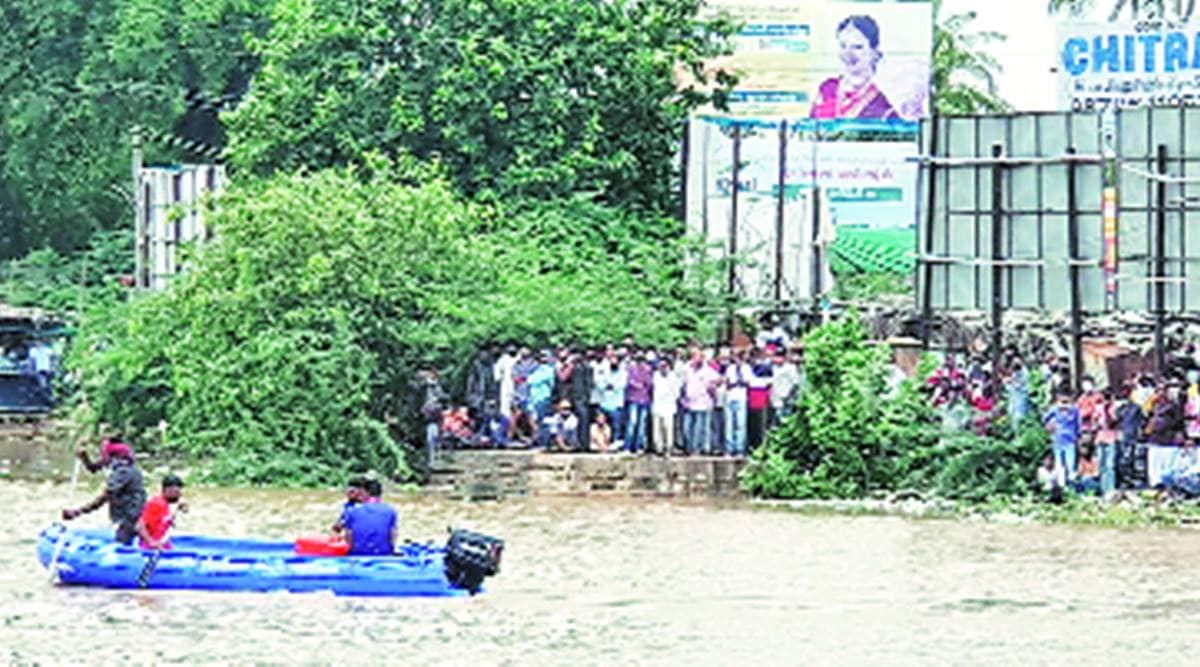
[493, 345, 517, 418]
[651, 359, 683, 456]
[589, 348, 607, 419]
[673, 347, 690, 453]
[770, 350, 801, 425]
[596, 351, 628, 445]
[755, 319, 790, 352]
[29, 338, 55, 404]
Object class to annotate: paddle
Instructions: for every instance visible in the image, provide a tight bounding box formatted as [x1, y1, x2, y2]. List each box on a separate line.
[47, 457, 81, 583]
[137, 548, 162, 589]
[137, 500, 186, 588]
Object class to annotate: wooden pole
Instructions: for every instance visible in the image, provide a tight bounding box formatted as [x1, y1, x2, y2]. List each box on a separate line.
[1067, 147, 1083, 393]
[990, 143, 1004, 376]
[921, 116, 939, 349]
[132, 129, 145, 289]
[1154, 143, 1168, 377]
[774, 120, 787, 304]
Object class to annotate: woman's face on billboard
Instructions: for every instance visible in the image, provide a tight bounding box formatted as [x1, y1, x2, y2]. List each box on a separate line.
[837, 25, 876, 79]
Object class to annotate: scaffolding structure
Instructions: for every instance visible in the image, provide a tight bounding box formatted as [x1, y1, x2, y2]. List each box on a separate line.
[917, 107, 1200, 381]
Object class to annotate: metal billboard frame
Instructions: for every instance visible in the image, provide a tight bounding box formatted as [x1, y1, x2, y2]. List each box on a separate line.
[917, 107, 1200, 381]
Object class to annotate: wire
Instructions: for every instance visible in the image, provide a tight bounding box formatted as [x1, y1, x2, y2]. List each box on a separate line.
[912, 155, 1104, 167]
[1119, 163, 1200, 185]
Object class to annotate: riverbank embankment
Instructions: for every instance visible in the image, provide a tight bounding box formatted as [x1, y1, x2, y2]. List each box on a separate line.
[755, 493, 1200, 529]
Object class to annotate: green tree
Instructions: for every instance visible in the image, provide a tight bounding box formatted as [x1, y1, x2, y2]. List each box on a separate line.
[741, 312, 893, 499]
[0, 0, 269, 258]
[932, 0, 1010, 115]
[225, 0, 734, 213]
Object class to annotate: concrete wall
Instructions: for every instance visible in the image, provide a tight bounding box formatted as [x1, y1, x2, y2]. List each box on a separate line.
[427, 451, 745, 500]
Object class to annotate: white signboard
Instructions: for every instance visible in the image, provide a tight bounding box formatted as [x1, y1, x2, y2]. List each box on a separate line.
[1058, 21, 1200, 110]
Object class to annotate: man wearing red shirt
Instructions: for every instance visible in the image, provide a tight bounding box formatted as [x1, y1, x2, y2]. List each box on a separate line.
[137, 474, 186, 550]
[1076, 377, 1105, 436]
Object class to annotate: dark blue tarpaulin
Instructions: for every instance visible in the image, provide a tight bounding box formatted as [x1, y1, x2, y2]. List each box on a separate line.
[0, 373, 50, 413]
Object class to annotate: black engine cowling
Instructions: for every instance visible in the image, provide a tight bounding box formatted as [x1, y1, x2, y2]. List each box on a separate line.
[443, 529, 504, 595]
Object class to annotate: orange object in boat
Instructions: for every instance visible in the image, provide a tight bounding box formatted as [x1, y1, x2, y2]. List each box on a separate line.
[294, 534, 350, 556]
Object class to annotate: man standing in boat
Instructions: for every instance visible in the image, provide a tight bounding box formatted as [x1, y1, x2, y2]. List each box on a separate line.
[62, 438, 147, 545]
[136, 474, 186, 550]
[344, 479, 397, 555]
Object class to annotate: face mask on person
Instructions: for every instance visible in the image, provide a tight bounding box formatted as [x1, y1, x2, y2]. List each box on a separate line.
[1082, 382, 1094, 393]
[1189, 370, 1200, 385]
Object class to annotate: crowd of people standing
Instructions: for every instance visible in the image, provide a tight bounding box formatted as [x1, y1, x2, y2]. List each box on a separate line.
[926, 347, 1200, 500]
[418, 334, 804, 464]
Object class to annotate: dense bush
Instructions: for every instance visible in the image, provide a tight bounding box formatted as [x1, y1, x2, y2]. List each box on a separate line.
[71, 159, 721, 485]
[0, 230, 133, 314]
[741, 313, 1047, 501]
[747, 314, 893, 498]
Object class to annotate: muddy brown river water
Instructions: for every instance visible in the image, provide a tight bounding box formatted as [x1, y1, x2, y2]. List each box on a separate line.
[2, 470, 1200, 664]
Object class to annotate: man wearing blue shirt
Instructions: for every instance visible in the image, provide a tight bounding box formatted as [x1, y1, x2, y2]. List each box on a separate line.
[1043, 392, 1081, 486]
[480, 400, 510, 448]
[344, 479, 398, 556]
[29, 338, 55, 404]
[596, 352, 628, 444]
[331, 476, 368, 535]
[527, 350, 557, 426]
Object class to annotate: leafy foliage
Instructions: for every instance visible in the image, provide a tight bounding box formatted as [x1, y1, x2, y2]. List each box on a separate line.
[742, 313, 893, 498]
[225, 0, 735, 213]
[899, 428, 1047, 502]
[0, 230, 133, 315]
[932, 0, 1010, 115]
[742, 314, 1045, 501]
[70, 292, 176, 443]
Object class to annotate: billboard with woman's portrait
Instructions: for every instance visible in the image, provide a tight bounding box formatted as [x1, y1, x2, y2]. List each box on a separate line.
[700, 0, 932, 122]
[684, 1, 933, 302]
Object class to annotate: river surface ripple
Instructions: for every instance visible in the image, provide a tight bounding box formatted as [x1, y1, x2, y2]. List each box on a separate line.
[2, 481, 1199, 665]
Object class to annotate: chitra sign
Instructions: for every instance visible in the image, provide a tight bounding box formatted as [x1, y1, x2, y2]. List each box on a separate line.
[1058, 19, 1200, 110]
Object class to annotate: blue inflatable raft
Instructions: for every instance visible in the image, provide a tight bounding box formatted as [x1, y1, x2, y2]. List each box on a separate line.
[38, 524, 503, 597]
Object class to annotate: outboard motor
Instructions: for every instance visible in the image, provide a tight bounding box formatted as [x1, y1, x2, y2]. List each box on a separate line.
[443, 529, 504, 595]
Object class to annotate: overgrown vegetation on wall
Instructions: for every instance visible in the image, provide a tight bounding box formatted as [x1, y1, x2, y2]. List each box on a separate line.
[71, 159, 725, 485]
[740, 313, 1049, 501]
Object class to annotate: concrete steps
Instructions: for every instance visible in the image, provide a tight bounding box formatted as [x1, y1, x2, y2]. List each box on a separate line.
[427, 450, 745, 500]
